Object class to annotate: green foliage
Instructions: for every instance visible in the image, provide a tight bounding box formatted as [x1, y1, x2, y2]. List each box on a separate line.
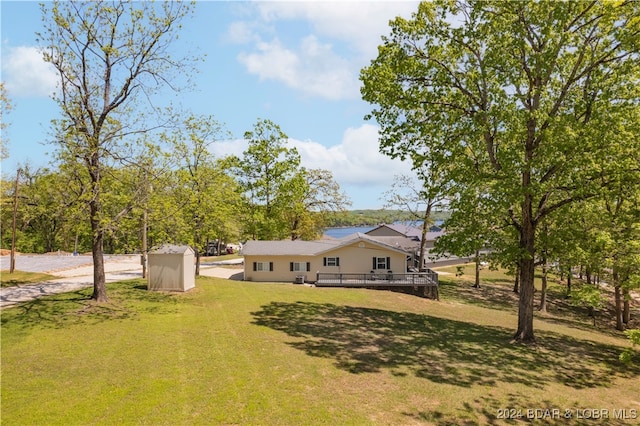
[0, 82, 11, 160]
[325, 209, 450, 228]
[570, 284, 606, 312]
[38, 0, 198, 301]
[360, 0, 640, 340]
[620, 329, 640, 365]
[231, 119, 350, 240]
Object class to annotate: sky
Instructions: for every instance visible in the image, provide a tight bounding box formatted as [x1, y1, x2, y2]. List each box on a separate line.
[1, 1, 420, 209]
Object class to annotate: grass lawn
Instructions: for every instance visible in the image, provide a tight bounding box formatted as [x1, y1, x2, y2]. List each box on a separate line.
[1, 268, 639, 425]
[0, 270, 61, 288]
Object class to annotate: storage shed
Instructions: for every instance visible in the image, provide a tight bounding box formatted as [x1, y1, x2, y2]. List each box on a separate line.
[148, 245, 195, 292]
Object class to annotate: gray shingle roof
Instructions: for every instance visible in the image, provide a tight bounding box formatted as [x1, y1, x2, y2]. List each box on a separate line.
[242, 233, 411, 257]
[150, 244, 194, 254]
[241, 239, 341, 256]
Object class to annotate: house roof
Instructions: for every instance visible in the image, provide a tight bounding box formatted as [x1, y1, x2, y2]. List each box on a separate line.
[242, 233, 411, 257]
[366, 223, 444, 242]
[379, 223, 423, 239]
[241, 239, 341, 256]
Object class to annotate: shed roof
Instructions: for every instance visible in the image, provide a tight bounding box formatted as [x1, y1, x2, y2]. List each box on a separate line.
[150, 244, 194, 255]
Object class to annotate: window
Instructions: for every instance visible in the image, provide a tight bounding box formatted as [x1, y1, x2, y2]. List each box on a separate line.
[290, 262, 310, 272]
[372, 256, 391, 270]
[253, 262, 273, 272]
[323, 257, 340, 267]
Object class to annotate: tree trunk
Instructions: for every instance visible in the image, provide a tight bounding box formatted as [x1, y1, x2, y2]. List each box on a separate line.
[515, 257, 536, 343]
[89, 158, 108, 302]
[514, 193, 536, 343]
[538, 262, 548, 312]
[418, 204, 432, 272]
[513, 265, 520, 293]
[90, 200, 108, 302]
[566, 269, 572, 295]
[195, 250, 201, 276]
[141, 208, 147, 279]
[614, 285, 623, 331]
[612, 267, 623, 330]
[623, 288, 630, 325]
[474, 249, 480, 288]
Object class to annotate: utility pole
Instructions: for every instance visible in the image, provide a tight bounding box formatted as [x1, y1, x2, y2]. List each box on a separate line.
[9, 168, 21, 274]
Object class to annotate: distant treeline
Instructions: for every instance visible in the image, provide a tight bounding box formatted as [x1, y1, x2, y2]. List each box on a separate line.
[325, 210, 450, 228]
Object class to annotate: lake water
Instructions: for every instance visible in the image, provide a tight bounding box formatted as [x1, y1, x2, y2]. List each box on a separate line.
[323, 220, 444, 239]
[323, 226, 375, 239]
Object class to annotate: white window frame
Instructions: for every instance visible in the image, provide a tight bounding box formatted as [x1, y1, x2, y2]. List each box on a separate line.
[325, 257, 339, 267]
[255, 262, 271, 272]
[292, 262, 307, 272]
[375, 257, 389, 270]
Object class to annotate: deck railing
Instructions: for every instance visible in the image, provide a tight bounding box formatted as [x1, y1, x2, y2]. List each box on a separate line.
[315, 270, 438, 288]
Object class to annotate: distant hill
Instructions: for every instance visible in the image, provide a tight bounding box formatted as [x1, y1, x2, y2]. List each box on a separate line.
[325, 209, 450, 227]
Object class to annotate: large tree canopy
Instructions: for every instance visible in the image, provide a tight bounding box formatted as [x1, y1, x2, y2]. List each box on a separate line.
[39, 0, 196, 301]
[361, 0, 640, 342]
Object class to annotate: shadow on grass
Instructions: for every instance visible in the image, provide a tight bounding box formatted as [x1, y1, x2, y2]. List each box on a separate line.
[439, 279, 520, 312]
[252, 301, 639, 391]
[1, 279, 178, 333]
[438, 279, 635, 340]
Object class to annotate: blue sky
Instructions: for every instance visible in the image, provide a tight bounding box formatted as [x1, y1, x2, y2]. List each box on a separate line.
[1, 1, 419, 209]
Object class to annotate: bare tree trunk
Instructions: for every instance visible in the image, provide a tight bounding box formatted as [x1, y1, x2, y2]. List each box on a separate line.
[418, 204, 432, 272]
[514, 204, 536, 343]
[513, 264, 520, 293]
[612, 268, 623, 330]
[614, 285, 623, 331]
[9, 168, 21, 274]
[142, 208, 147, 279]
[623, 287, 630, 324]
[473, 249, 480, 288]
[539, 262, 548, 312]
[89, 157, 108, 302]
[515, 258, 535, 342]
[90, 201, 108, 302]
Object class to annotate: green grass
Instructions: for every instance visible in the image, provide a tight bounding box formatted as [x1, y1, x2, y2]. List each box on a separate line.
[0, 270, 61, 287]
[1, 271, 639, 425]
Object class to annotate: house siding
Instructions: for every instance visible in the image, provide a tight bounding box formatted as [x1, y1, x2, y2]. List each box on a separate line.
[243, 240, 408, 283]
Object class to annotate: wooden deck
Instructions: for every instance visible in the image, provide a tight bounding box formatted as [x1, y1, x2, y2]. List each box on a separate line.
[314, 270, 439, 299]
[315, 271, 438, 287]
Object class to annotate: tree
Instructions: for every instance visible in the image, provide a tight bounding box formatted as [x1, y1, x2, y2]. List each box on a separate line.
[0, 83, 11, 160]
[361, 0, 640, 342]
[285, 168, 351, 240]
[38, 1, 196, 301]
[231, 119, 303, 240]
[232, 119, 350, 241]
[382, 174, 447, 273]
[164, 115, 239, 274]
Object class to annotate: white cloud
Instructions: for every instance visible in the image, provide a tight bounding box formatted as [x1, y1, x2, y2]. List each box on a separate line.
[229, 1, 419, 101]
[295, 123, 412, 186]
[2, 46, 58, 98]
[237, 35, 357, 100]
[254, 2, 419, 59]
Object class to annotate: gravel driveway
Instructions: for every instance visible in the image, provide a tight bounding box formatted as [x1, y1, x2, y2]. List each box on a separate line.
[0, 255, 243, 309]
